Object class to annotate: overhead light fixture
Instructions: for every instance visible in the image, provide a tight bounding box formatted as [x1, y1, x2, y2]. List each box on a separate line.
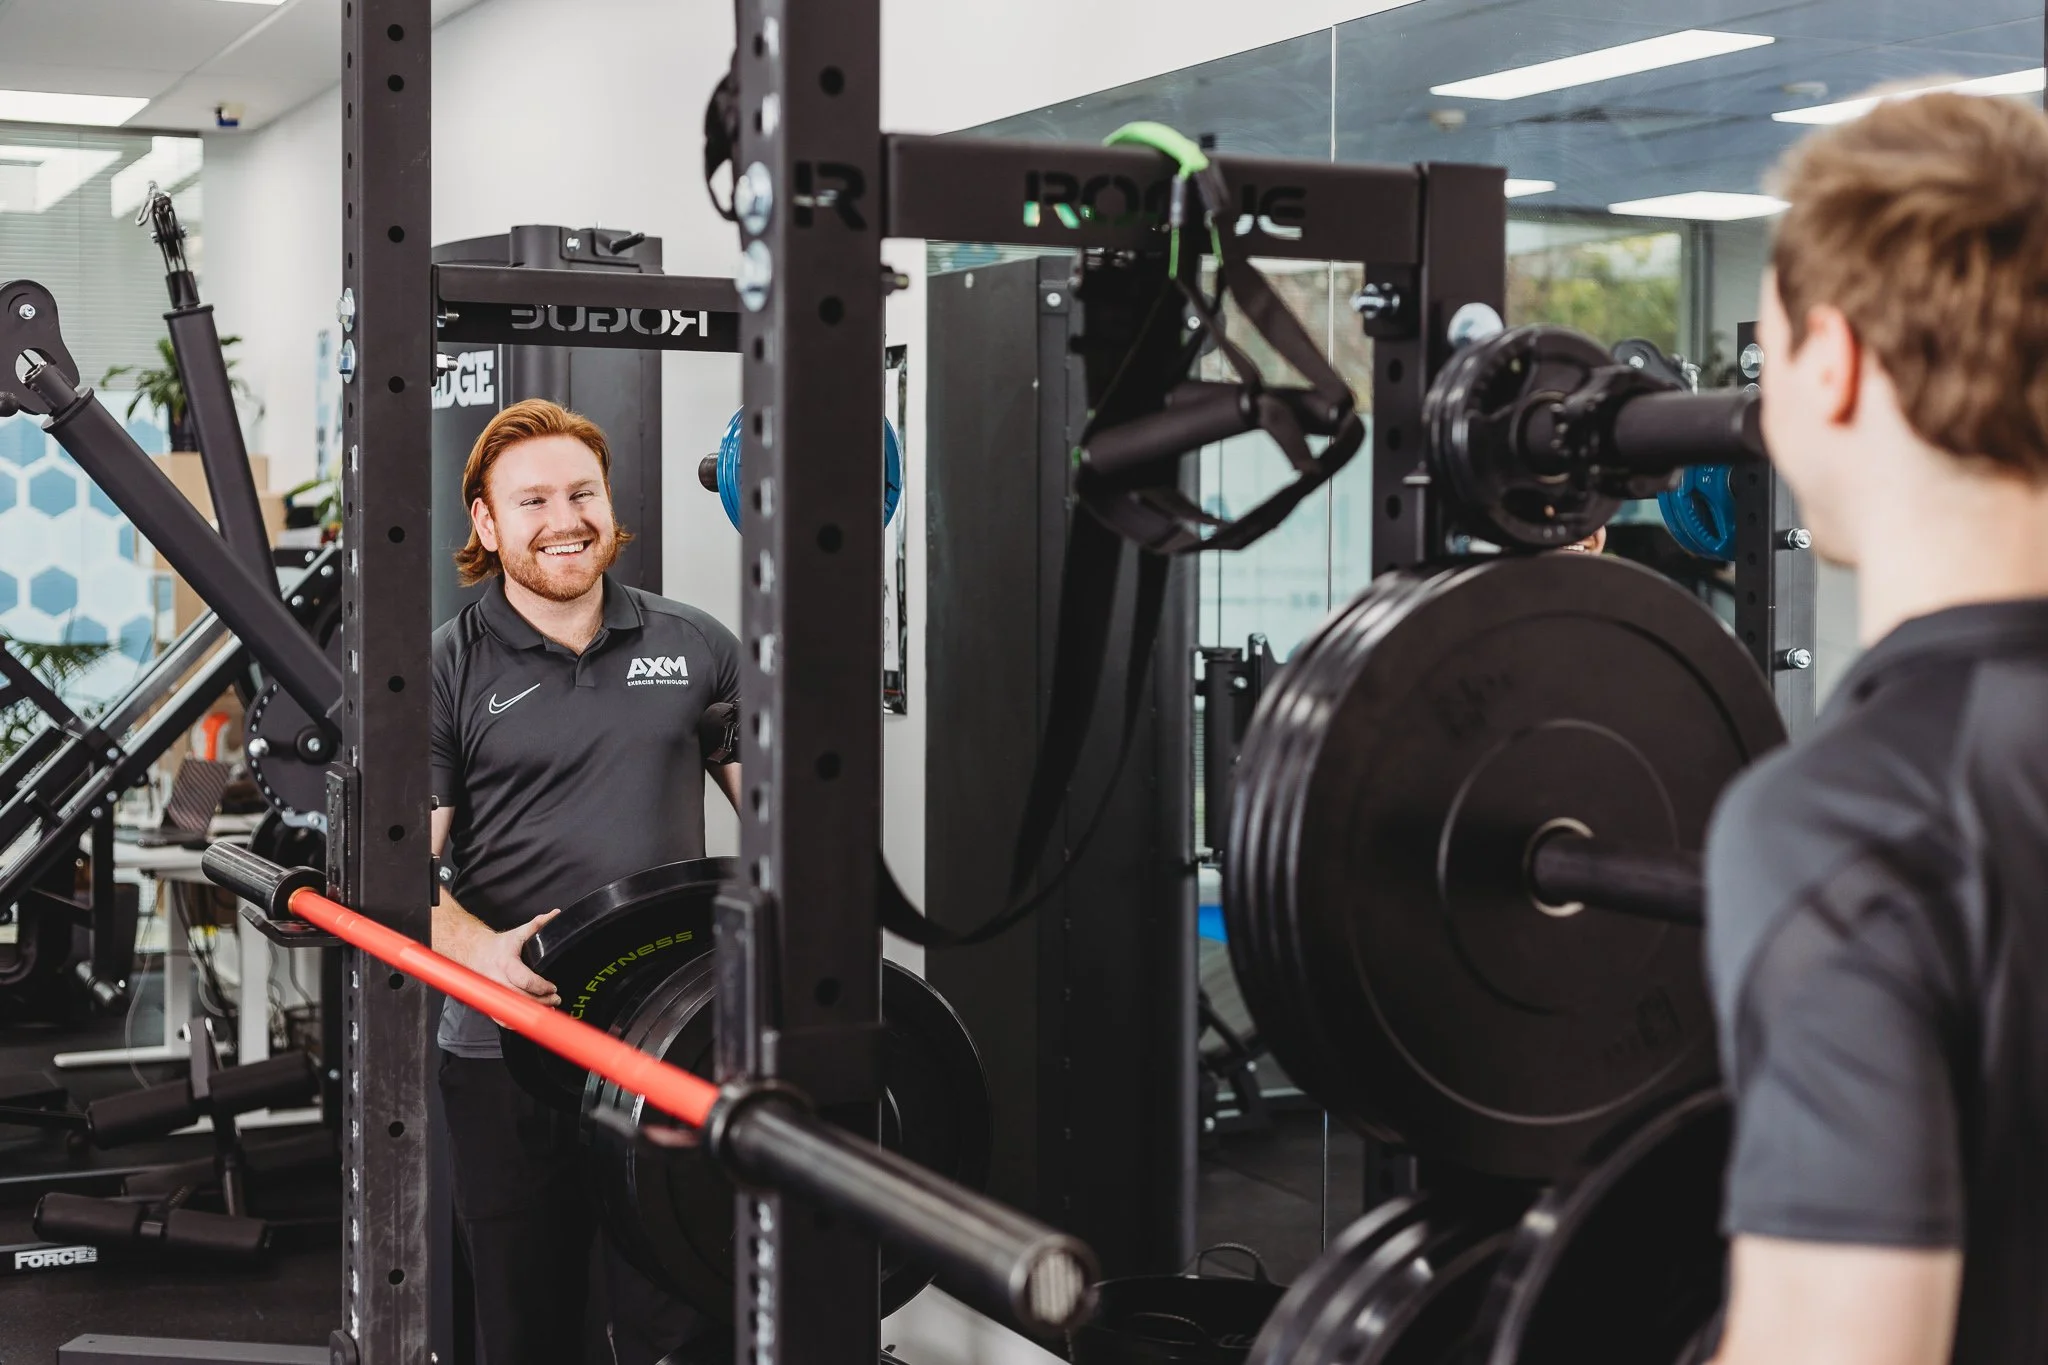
[1609, 191, 1787, 221]
[0, 146, 122, 213]
[1772, 67, 2047, 124]
[1430, 30, 1774, 101]
[111, 137, 204, 218]
[1505, 178, 1557, 198]
[0, 90, 150, 128]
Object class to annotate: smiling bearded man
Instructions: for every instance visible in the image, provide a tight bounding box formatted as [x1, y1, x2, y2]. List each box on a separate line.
[426, 398, 742, 1365]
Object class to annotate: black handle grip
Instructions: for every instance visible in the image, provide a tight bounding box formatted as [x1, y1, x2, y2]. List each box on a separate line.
[202, 843, 322, 921]
[87, 1079, 200, 1147]
[698, 454, 720, 492]
[161, 1207, 270, 1257]
[717, 1091, 1097, 1336]
[1083, 383, 1255, 481]
[1611, 389, 1762, 471]
[207, 1052, 318, 1117]
[36, 1192, 144, 1245]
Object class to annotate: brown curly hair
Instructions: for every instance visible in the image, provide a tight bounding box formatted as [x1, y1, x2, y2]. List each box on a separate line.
[1769, 90, 2048, 478]
[455, 398, 632, 585]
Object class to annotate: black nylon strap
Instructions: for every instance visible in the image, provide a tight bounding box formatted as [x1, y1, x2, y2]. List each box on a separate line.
[881, 528, 1171, 948]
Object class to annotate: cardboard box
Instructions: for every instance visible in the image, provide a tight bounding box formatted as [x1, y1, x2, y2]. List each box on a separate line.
[148, 452, 288, 634]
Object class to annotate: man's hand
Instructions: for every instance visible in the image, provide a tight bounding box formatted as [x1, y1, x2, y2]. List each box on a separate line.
[441, 906, 563, 1007]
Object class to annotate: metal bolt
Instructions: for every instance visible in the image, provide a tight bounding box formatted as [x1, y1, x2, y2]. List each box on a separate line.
[1446, 301, 1505, 349]
[566, 235, 581, 251]
[306, 737, 324, 755]
[321, 565, 335, 578]
[338, 339, 357, 384]
[882, 267, 911, 294]
[1778, 647, 1814, 671]
[1779, 527, 1813, 551]
[291, 595, 305, 608]
[1045, 291, 1063, 308]
[248, 737, 271, 759]
[16, 303, 34, 321]
[1628, 354, 1646, 369]
[1350, 283, 1400, 322]
[336, 288, 356, 333]
[735, 162, 774, 237]
[1739, 342, 1765, 380]
[737, 241, 774, 313]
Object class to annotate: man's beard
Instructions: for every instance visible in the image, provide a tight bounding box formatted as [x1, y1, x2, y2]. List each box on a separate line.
[500, 521, 621, 603]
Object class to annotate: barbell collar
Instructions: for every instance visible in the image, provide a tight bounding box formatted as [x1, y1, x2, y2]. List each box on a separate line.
[715, 1083, 1099, 1336]
[1527, 831, 1703, 926]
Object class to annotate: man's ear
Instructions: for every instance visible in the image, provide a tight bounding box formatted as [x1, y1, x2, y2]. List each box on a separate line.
[1803, 303, 1863, 426]
[472, 496, 499, 553]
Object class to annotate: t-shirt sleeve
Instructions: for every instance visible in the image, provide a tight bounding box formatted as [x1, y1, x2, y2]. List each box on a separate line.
[706, 614, 741, 707]
[1718, 861, 1966, 1248]
[429, 635, 462, 810]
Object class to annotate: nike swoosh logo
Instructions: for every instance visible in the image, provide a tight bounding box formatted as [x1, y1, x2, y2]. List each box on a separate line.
[487, 683, 541, 715]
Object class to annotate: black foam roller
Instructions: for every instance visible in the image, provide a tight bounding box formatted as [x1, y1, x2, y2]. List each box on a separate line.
[207, 1051, 318, 1116]
[35, 1192, 143, 1244]
[162, 1207, 270, 1257]
[86, 1079, 199, 1147]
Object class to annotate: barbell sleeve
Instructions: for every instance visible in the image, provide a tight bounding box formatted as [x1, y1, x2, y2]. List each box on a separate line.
[714, 1087, 1099, 1334]
[201, 844, 1098, 1334]
[1528, 834, 1703, 926]
[202, 842, 324, 923]
[1610, 388, 1763, 471]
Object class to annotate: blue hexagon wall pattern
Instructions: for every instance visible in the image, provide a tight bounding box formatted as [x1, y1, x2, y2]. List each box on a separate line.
[0, 418, 42, 467]
[64, 616, 108, 646]
[118, 525, 138, 561]
[29, 567, 77, 616]
[0, 570, 15, 615]
[27, 466, 77, 516]
[118, 615, 153, 662]
[87, 480, 118, 517]
[0, 471, 13, 513]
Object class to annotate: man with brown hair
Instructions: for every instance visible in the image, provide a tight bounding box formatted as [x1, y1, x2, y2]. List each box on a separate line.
[1705, 91, 2048, 1365]
[428, 398, 741, 1364]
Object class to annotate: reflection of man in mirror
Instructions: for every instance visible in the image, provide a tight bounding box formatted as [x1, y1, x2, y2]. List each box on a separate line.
[1704, 92, 2048, 1365]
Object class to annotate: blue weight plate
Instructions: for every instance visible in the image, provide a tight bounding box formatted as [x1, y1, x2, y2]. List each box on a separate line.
[714, 409, 902, 531]
[1657, 465, 1735, 561]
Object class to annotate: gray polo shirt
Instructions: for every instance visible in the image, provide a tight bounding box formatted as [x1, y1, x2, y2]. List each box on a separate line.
[1705, 600, 2048, 1365]
[430, 574, 741, 1057]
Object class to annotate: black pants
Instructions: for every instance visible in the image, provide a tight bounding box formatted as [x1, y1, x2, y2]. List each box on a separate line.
[438, 1051, 726, 1365]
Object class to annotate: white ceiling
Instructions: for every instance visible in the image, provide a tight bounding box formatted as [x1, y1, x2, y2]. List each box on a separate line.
[0, 0, 483, 134]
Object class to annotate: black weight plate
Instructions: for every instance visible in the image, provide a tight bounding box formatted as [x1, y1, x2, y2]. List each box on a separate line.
[584, 957, 993, 1322]
[1249, 1192, 1527, 1365]
[1226, 555, 1782, 1179]
[1424, 326, 1622, 550]
[499, 858, 731, 1110]
[1475, 1089, 1729, 1365]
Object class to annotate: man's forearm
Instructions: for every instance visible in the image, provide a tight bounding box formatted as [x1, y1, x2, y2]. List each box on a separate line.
[432, 890, 493, 959]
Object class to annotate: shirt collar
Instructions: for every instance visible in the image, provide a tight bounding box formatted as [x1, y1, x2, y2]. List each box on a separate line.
[478, 574, 639, 651]
[1835, 597, 2048, 707]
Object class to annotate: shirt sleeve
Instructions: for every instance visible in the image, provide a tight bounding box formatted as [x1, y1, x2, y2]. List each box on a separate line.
[429, 636, 462, 810]
[707, 614, 741, 707]
[1719, 860, 1966, 1248]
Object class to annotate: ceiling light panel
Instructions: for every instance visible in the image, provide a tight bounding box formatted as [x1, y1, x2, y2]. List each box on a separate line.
[1773, 68, 2048, 125]
[1504, 179, 1558, 198]
[1608, 191, 1788, 221]
[111, 137, 205, 218]
[0, 90, 151, 128]
[1430, 30, 1775, 101]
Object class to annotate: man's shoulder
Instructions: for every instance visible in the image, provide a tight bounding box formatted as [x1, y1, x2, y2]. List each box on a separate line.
[1706, 683, 1968, 1002]
[431, 598, 495, 668]
[623, 587, 738, 649]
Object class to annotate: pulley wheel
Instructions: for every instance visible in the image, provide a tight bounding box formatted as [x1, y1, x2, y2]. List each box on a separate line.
[1474, 1089, 1730, 1365]
[1426, 325, 1628, 550]
[1248, 1191, 1528, 1365]
[499, 858, 731, 1110]
[1224, 554, 1782, 1179]
[246, 598, 343, 822]
[584, 956, 993, 1321]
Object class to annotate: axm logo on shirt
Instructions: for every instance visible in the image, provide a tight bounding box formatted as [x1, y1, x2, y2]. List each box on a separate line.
[626, 655, 690, 686]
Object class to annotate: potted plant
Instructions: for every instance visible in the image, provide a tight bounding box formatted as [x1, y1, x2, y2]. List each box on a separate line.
[100, 336, 262, 453]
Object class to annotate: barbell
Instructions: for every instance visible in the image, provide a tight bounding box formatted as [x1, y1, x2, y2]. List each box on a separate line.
[200, 844, 1093, 1337]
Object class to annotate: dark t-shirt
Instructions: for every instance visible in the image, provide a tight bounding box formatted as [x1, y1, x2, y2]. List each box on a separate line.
[1705, 600, 2048, 1364]
[430, 575, 741, 1056]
